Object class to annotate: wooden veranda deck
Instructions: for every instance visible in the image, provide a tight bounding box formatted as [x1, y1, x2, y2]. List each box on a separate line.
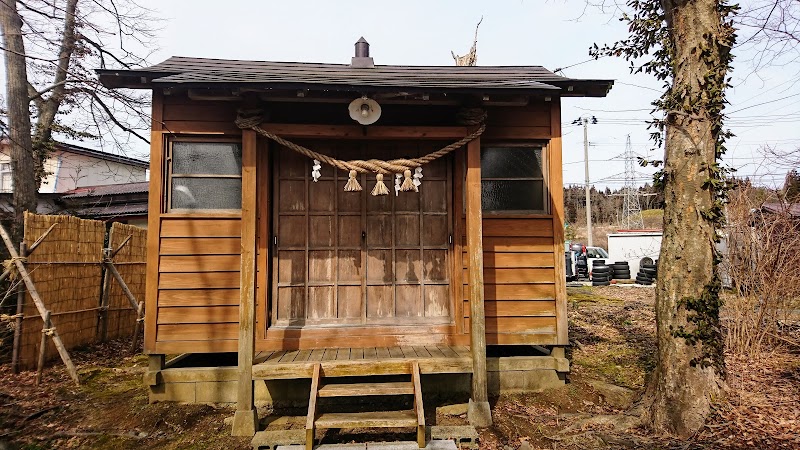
[252, 345, 473, 380]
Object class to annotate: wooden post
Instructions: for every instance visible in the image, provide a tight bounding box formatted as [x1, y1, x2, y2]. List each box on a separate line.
[11, 242, 26, 373]
[550, 98, 569, 346]
[0, 224, 80, 385]
[305, 363, 321, 449]
[131, 301, 144, 352]
[98, 250, 112, 342]
[232, 129, 258, 436]
[143, 130, 165, 354]
[0, 266, 13, 284]
[104, 261, 140, 311]
[36, 310, 51, 385]
[465, 132, 491, 427]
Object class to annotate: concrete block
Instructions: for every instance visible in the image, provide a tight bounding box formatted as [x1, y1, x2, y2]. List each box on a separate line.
[424, 442, 458, 450]
[430, 425, 478, 450]
[488, 369, 563, 394]
[232, 408, 259, 437]
[367, 441, 456, 449]
[148, 381, 196, 403]
[252, 429, 305, 450]
[143, 370, 161, 386]
[467, 400, 492, 428]
[436, 403, 468, 416]
[196, 380, 237, 403]
[276, 445, 366, 450]
[365, 443, 418, 449]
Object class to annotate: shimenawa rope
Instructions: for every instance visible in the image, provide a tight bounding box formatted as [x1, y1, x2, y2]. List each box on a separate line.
[235, 108, 486, 195]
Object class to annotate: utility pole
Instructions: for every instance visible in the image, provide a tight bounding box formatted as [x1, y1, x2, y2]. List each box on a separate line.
[572, 116, 597, 246]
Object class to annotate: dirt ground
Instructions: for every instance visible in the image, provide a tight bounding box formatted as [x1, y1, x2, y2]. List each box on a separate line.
[1, 286, 798, 449]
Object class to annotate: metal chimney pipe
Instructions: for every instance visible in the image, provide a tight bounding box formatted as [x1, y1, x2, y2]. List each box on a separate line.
[355, 37, 369, 57]
[351, 37, 374, 68]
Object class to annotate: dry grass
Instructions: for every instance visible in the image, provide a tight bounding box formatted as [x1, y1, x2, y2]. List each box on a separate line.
[2, 285, 798, 449]
[0, 339, 248, 450]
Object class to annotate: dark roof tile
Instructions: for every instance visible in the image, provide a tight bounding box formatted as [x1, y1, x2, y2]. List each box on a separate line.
[98, 56, 613, 96]
[61, 181, 149, 199]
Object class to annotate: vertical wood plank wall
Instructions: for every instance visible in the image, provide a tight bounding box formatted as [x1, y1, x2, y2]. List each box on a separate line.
[146, 93, 567, 354]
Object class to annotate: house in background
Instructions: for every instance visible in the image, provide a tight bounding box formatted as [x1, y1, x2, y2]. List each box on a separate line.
[0, 140, 148, 194]
[60, 182, 149, 228]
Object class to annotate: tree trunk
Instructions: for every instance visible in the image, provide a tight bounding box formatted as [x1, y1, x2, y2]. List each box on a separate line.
[31, 0, 78, 186]
[644, 0, 728, 437]
[0, 0, 36, 241]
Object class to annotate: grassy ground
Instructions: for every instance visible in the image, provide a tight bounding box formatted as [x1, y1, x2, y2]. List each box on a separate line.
[1, 286, 798, 449]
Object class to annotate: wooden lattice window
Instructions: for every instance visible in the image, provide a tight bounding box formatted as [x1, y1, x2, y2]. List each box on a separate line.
[167, 140, 242, 212]
[480, 145, 547, 213]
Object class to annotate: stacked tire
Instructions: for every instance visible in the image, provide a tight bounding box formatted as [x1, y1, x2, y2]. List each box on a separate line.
[635, 260, 658, 285]
[610, 261, 631, 280]
[575, 259, 589, 280]
[591, 260, 611, 286]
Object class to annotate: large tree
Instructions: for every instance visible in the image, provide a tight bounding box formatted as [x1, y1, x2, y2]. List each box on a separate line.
[1, 0, 153, 240]
[593, 0, 737, 436]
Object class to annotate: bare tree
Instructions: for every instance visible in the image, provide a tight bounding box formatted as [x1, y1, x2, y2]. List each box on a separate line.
[0, 0, 155, 240]
[737, 0, 800, 72]
[1, 0, 36, 238]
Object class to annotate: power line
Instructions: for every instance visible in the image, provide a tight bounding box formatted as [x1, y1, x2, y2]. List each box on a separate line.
[552, 57, 599, 74]
[727, 92, 800, 115]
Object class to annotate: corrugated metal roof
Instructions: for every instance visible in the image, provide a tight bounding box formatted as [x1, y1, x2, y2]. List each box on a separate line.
[56, 142, 149, 168]
[98, 56, 613, 96]
[61, 181, 149, 199]
[70, 203, 148, 218]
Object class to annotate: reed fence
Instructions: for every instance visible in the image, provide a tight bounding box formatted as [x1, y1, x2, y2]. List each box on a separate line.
[2, 212, 146, 372]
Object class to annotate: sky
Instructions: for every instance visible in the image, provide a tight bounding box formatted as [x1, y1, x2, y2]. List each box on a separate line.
[8, 0, 800, 190]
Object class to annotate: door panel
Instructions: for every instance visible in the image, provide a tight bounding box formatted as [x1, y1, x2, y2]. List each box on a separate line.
[272, 141, 453, 327]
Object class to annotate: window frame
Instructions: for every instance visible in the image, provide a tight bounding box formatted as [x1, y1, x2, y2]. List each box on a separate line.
[165, 136, 244, 214]
[479, 142, 549, 215]
[0, 163, 12, 193]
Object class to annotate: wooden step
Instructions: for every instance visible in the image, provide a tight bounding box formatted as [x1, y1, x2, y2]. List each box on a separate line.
[314, 410, 418, 429]
[318, 381, 414, 397]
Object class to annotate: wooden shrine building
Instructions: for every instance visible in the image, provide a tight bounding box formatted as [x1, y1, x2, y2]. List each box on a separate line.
[99, 40, 612, 447]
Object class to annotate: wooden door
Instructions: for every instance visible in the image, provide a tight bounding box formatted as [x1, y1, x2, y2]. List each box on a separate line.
[272, 141, 453, 328]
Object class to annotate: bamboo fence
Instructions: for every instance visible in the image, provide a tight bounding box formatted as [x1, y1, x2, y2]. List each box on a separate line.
[11, 212, 146, 370]
[105, 223, 147, 340]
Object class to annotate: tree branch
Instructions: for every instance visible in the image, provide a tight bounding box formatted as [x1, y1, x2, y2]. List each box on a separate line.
[86, 90, 149, 144]
[28, 79, 67, 103]
[34, 0, 78, 145]
[26, 81, 43, 110]
[81, 34, 132, 69]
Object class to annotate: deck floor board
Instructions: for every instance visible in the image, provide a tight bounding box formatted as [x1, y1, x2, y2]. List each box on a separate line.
[252, 345, 472, 380]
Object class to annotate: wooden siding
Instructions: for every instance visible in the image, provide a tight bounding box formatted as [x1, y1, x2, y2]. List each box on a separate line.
[155, 216, 242, 351]
[483, 103, 552, 140]
[147, 93, 564, 353]
[158, 95, 241, 134]
[462, 217, 559, 346]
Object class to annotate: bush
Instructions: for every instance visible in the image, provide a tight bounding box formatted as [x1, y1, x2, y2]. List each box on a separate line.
[722, 187, 800, 355]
